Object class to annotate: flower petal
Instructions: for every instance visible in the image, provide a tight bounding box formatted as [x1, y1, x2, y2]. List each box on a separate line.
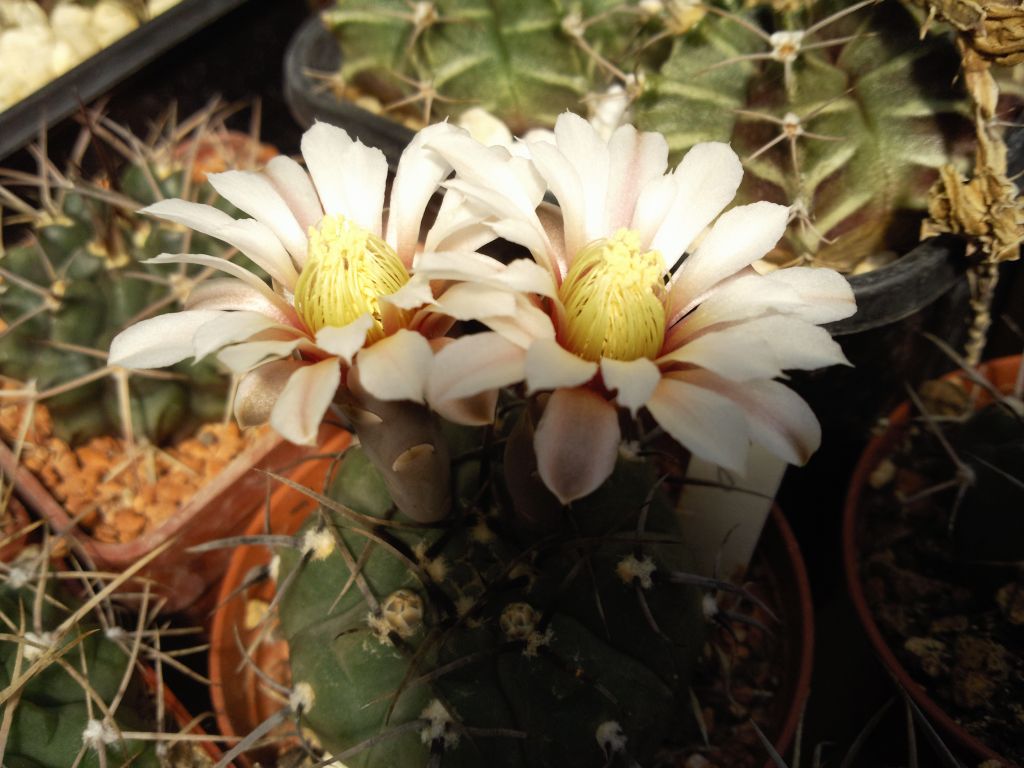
[600, 357, 660, 416]
[301, 122, 387, 235]
[762, 267, 857, 324]
[207, 170, 308, 263]
[387, 122, 461, 264]
[217, 339, 304, 373]
[315, 314, 373, 365]
[645, 374, 750, 473]
[414, 251, 557, 299]
[184, 278, 298, 326]
[528, 137, 588, 262]
[606, 124, 669, 232]
[427, 332, 526, 404]
[668, 201, 789, 317]
[433, 283, 516, 321]
[193, 310, 299, 361]
[659, 328, 785, 381]
[645, 142, 744, 270]
[234, 358, 303, 429]
[142, 199, 298, 288]
[483, 295, 557, 348]
[549, 112, 610, 252]
[269, 358, 340, 445]
[675, 369, 820, 465]
[524, 339, 597, 393]
[424, 338, 499, 425]
[354, 329, 434, 403]
[424, 190, 499, 254]
[380, 272, 435, 311]
[109, 310, 222, 368]
[264, 154, 323, 235]
[534, 388, 620, 504]
[145, 253, 295, 318]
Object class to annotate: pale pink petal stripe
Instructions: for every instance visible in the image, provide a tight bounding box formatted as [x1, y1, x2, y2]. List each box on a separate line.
[534, 388, 620, 504]
[270, 357, 341, 445]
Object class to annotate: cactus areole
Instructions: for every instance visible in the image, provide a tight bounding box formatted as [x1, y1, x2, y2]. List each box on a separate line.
[274, 435, 707, 768]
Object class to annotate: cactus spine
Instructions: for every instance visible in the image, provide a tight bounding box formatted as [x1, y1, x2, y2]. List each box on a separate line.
[266, 407, 707, 768]
[0, 107, 259, 446]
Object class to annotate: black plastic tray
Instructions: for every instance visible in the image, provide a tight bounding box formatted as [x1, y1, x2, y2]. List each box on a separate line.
[0, 0, 250, 161]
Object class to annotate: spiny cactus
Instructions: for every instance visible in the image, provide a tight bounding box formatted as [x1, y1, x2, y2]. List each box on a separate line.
[0, 107, 260, 446]
[631, 0, 976, 272]
[0, 550, 213, 767]
[323, 0, 980, 274]
[258, 408, 709, 768]
[321, 0, 642, 133]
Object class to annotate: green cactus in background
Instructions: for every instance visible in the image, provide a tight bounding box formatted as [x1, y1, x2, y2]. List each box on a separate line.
[631, 0, 976, 272]
[0, 109, 254, 446]
[0, 577, 163, 768]
[261, 410, 709, 768]
[322, 0, 643, 133]
[324, 0, 980, 274]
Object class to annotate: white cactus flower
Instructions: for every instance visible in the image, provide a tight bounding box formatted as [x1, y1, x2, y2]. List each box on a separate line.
[421, 112, 856, 503]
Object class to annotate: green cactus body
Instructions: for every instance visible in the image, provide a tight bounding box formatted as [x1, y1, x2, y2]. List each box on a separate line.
[0, 583, 161, 768]
[631, 0, 974, 271]
[0, 166, 230, 445]
[276, 425, 705, 767]
[324, 0, 637, 133]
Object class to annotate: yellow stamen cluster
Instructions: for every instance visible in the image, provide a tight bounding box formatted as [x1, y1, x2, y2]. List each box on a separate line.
[558, 229, 666, 362]
[294, 214, 409, 341]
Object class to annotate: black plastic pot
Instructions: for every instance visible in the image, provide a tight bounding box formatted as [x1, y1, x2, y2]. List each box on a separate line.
[0, 0, 251, 161]
[284, 14, 415, 168]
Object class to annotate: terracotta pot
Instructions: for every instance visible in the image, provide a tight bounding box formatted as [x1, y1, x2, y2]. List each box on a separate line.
[209, 427, 352, 768]
[843, 355, 1021, 766]
[209, 480, 812, 767]
[0, 425, 338, 615]
[760, 505, 816, 764]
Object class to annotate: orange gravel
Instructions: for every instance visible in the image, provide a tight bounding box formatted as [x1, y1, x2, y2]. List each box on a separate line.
[0, 397, 263, 544]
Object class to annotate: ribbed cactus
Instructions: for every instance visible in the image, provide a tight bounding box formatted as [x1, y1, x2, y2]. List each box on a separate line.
[0, 579, 163, 768]
[0, 123, 239, 446]
[324, 0, 977, 273]
[322, 0, 640, 133]
[632, 0, 975, 271]
[271, 413, 706, 767]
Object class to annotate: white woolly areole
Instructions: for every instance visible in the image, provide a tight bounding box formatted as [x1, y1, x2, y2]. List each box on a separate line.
[82, 718, 118, 748]
[368, 589, 424, 645]
[702, 593, 719, 620]
[499, 603, 553, 657]
[616, 555, 657, 589]
[596, 721, 627, 756]
[413, 541, 448, 583]
[420, 699, 459, 748]
[290, 681, 316, 713]
[7, 566, 30, 589]
[104, 626, 126, 642]
[23, 631, 53, 662]
[269, 554, 281, 583]
[302, 528, 335, 561]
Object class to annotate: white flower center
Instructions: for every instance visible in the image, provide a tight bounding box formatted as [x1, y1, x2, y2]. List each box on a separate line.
[294, 214, 409, 340]
[558, 229, 666, 362]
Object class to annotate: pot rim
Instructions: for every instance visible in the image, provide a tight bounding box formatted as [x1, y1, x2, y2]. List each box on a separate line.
[842, 354, 1022, 766]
